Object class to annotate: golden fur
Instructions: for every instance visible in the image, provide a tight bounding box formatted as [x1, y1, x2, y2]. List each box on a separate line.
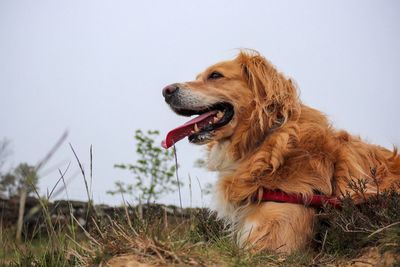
[167, 50, 400, 253]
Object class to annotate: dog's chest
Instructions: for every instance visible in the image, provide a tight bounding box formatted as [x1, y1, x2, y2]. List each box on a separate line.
[207, 141, 239, 221]
[207, 140, 237, 175]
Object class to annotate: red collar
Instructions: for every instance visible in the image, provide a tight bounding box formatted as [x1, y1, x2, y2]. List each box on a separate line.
[259, 190, 342, 209]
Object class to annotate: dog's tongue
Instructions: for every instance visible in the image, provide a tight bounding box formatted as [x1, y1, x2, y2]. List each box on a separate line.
[162, 111, 217, 149]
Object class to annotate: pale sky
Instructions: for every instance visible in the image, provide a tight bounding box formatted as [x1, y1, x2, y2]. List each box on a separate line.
[0, 0, 399, 207]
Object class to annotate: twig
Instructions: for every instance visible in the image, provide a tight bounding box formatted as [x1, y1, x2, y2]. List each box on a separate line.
[313, 230, 328, 263]
[351, 259, 374, 266]
[172, 145, 183, 210]
[69, 143, 91, 202]
[69, 143, 93, 223]
[36, 131, 68, 171]
[367, 221, 400, 238]
[195, 176, 204, 205]
[90, 145, 93, 201]
[71, 215, 101, 246]
[120, 191, 138, 235]
[47, 162, 70, 199]
[59, 166, 77, 240]
[188, 173, 192, 208]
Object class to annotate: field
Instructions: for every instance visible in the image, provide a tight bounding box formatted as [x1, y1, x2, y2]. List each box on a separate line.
[1, 190, 399, 267]
[1, 135, 399, 266]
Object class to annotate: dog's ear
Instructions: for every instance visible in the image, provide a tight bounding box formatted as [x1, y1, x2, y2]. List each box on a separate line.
[238, 51, 300, 131]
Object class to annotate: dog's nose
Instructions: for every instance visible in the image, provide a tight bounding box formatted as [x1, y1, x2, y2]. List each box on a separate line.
[162, 83, 180, 102]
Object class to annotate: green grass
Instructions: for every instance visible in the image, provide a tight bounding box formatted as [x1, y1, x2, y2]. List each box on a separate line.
[0, 227, 79, 266]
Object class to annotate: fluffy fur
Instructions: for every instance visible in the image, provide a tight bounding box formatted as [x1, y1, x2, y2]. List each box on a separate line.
[165, 50, 400, 253]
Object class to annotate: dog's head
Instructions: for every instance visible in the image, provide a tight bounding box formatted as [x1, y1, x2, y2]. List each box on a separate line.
[162, 50, 300, 157]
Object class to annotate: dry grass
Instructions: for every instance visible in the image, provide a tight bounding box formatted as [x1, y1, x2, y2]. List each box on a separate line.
[1, 193, 400, 266]
[1, 137, 399, 266]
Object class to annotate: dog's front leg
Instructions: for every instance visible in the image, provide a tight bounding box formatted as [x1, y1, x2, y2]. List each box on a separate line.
[237, 202, 315, 254]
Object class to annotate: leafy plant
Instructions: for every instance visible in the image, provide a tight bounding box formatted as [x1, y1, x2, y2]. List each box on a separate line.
[108, 130, 181, 204]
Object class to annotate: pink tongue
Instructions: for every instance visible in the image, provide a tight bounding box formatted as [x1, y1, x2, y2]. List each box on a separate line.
[162, 111, 217, 149]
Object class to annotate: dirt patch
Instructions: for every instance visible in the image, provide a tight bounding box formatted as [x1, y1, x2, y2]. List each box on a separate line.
[332, 247, 399, 267]
[106, 254, 153, 267]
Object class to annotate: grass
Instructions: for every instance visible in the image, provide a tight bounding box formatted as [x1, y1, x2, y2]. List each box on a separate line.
[1, 136, 399, 266]
[315, 189, 400, 257]
[0, 224, 79, 266]
[1, 190, 399, 266]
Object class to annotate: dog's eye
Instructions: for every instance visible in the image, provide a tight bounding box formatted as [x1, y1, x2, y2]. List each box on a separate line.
[208, 71, 224, 80]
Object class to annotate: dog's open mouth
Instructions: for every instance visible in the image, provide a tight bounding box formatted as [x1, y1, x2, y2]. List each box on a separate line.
[162, 102, 234, 149]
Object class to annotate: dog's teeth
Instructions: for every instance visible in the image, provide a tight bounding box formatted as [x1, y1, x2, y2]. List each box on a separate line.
[209, 121, 213, 124]
[213, 117, 219, 123]
[216, 111, 224, 119]
[194, 124, 199, 132]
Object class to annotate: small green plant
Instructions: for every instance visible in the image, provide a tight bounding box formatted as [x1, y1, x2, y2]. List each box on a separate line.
[108, 129, 181, 204]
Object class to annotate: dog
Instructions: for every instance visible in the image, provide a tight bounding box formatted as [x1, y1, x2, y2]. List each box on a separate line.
[161, 50, 400, 253]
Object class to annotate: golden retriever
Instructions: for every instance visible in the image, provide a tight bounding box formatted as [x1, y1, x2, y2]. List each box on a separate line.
[161, 50, 400, 253]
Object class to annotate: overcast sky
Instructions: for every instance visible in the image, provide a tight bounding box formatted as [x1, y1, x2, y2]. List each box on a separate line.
[0, 0, 399, 207]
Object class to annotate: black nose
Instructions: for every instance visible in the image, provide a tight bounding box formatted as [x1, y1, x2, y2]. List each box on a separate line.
[162, 83, 179, 102]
